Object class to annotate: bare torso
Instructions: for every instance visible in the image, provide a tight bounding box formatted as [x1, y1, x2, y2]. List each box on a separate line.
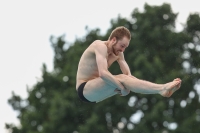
[76, 40, 119, 90]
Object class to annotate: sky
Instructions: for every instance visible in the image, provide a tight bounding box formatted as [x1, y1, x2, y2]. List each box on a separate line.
[0, 0, 199, 132]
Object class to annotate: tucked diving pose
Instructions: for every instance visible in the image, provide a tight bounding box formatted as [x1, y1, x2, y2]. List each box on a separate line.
[76, 26, 182, 103]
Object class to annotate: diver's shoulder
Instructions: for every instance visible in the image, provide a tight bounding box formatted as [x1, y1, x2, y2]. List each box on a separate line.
[92, 40, 107, 47]
[86, 40, 106, 53]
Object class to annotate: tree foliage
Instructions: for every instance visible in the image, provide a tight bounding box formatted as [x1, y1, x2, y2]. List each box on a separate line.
[6, 3, 200, 133]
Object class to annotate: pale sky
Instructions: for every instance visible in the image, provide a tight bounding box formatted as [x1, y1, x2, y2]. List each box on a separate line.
[0, 0, 199, 133]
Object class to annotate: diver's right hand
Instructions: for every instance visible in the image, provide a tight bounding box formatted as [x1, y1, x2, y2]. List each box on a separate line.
[121, 88, 130, 96]
[115, 88, 130, 96]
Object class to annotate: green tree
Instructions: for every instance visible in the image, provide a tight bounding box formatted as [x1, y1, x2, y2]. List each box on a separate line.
[6, 3, 200, 133]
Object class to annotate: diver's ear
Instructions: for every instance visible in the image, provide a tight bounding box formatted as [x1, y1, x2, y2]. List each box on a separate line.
[111, 37, 117, 44]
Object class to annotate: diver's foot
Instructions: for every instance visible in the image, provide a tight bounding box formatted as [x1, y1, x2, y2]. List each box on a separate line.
[160, 78, 182, 97]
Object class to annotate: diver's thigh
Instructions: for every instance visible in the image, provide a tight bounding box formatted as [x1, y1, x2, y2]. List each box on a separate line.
[84, 77, 111, 92]
[83, 77, 116, 101]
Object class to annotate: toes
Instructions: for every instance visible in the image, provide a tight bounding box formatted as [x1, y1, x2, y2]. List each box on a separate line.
[174, 78, 181, 82]
[172, 81, 181, 92]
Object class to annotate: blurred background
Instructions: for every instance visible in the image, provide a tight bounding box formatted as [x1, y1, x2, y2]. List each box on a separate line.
[0, 0, 200, 133]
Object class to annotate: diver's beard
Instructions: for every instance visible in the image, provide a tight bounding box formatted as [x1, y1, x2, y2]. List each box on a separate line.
[112, 46, 118, 55]
[112, 42, 118, 55]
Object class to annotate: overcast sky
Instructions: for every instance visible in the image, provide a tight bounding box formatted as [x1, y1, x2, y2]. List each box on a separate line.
[0, 0, 199, 133]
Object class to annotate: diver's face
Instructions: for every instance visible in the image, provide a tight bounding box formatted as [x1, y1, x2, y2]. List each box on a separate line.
[112, 37, 130, 55]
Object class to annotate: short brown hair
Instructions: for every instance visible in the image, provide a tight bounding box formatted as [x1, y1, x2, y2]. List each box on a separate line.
[109, 26, 131, 40]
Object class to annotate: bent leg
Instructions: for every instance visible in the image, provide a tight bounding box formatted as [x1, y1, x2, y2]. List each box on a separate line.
[80, 74, 181, 102]
[114, 74, 181, 97]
